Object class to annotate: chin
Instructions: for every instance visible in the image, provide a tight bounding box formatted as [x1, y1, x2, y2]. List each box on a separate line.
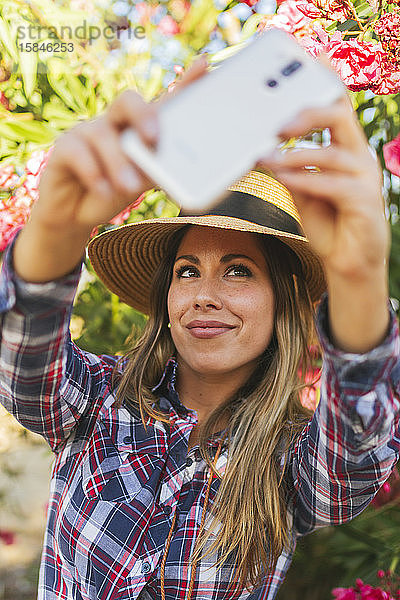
[186, 354, 241, 375]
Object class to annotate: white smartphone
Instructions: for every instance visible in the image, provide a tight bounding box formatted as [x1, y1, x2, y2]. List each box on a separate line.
[121, 28, 345, 213]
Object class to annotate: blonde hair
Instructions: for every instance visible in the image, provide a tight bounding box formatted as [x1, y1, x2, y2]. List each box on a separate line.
[112, 224, 318, 593]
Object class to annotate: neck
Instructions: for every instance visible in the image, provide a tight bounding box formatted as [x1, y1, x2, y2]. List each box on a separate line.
[175, 359, 257, 426]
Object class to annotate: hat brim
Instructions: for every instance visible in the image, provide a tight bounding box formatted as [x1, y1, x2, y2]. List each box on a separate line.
[87, 215, 326, 314]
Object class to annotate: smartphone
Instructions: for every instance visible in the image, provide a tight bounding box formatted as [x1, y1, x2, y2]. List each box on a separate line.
[120, 28, 345, 213]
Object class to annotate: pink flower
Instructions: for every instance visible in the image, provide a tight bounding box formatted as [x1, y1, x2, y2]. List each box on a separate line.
[370, 466, 400, 508]
[374, 10, 400, 56]
[326, 39, 383, 91]
[299, 27, 384, 90]
[297, 0, 352, 21]
[0, 164, 19, 189]
[241, 0, 259, 5]
[319, 0, 354, 22]
[135, 2, 161, 25]
[297, 2, 323, 18]
[0, 148, 53, 252]
[173, 64, 184, 75]
[0, 529, 15, 545]
[267, 0, 313, 34]
[158, 15, 180, 36]
[108, 191, 147, 226]
[0, 91, 9, 110]
[299, 366, 321, 411]
[332, 587, 358, 600]
[372, 68, 400, 94]
[383, 134, 400, 177]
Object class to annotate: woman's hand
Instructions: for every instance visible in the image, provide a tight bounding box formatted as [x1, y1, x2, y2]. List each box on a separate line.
[255, 91, 391, 353]
[13, 55, 208, 283]
[34, 54, 209, 235]
[256, 94, 390, 283]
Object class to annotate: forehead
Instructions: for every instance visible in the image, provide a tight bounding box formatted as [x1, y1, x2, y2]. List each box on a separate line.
[176, 225, 266, 260]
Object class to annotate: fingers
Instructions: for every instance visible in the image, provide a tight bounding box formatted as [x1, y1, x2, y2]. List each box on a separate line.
[74, 119, 146, 197]
[257, 146, 361, 174]
[49, 132, 113, 199]
[278, 95, 366, 152]
[107, 89, 160, 148]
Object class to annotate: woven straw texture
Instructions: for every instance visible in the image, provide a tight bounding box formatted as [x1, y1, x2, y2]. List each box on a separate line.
[88, 171, 326, 314]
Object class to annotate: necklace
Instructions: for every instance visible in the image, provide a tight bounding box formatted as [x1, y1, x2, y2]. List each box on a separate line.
[160, 435, 226, 600]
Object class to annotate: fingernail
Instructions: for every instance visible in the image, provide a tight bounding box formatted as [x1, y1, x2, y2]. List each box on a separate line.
[120, 167, 140, 191]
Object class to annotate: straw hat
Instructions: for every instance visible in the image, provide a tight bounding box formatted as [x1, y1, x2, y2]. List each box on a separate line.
[87, 170, 326, 314]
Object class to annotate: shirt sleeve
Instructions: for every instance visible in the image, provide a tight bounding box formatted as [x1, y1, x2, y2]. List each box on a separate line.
[289, 292, 400, 536]
[0, 230, 119, 453]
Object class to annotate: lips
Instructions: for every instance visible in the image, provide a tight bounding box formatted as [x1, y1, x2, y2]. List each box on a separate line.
[186, 320, 236, 339]
[186, 320, 235, 329]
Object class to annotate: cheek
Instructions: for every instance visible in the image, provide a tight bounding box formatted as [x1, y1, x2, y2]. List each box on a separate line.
[167, 285, 185, 321]
[240, 286, 275, 333]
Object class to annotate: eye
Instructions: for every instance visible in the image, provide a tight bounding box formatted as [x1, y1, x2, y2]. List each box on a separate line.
[174, 263, 252, 278]
[175, 265, 199, 278]
[226, 263, 252, 277]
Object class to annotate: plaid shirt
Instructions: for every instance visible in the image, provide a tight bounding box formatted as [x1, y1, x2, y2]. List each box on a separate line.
[1, 232, 399, 600]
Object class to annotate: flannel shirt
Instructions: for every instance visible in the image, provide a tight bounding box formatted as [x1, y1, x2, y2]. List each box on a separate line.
[0, 231, 399, 600]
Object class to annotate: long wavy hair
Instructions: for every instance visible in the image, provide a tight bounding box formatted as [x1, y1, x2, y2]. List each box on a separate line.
[112, 224, 319, 593]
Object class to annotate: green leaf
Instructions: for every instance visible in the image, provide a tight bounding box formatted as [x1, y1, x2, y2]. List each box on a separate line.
[17, 47, 38, 99]
[209, 39, 248, 64]
[0, 120, 56, 144]
[240, 14, 267, 40]
[0, 16, 18, 62]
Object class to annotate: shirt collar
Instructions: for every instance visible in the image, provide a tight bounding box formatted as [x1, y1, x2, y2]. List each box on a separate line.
[151, 356, 230, 450]
[151, 356, 190, 416]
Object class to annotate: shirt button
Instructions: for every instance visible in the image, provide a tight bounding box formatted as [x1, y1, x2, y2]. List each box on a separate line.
[164, 505, 172, 515]
[123, 435, 133, 444]
[141, 561, 151, 574]
[186, 457, 193, 467]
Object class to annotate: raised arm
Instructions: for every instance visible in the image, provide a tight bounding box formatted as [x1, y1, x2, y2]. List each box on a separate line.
[255, 65, 399, 532]
[288, 293, 400, 534]
[0, 57, 209, 451]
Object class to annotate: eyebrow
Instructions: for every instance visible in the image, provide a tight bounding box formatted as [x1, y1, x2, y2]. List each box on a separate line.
[174, 253, 258, 266]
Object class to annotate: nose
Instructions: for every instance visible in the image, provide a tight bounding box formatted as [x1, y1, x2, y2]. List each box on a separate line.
[192, 277, 223, 310]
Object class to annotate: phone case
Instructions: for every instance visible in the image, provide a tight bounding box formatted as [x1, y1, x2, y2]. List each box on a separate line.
[120, 28, 344, 212]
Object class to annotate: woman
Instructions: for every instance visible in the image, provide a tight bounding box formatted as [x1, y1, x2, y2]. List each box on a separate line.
[0, 55, 399, 600]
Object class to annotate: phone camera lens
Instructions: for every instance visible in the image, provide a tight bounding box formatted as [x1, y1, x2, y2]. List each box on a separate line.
[266, 79, 278, 88]
[281, 61, 302, 77]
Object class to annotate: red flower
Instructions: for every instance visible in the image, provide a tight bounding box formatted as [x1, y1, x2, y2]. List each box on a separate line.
[318, 0, 354, 21]
[370, 466, 400, 508]
[332, 588, 358, 600]
[0, 529, 15, 545]
[299, 27, 384, 90]
[326, 38, 383, 91]
[383, 134, 400, 177]
[0, 91, 9, 110]
[297, 2, 323, 18]
[266, 0, 313, 34]
[241, 0, 259, 5]
[372, 69, 400, 94]
[108, 191, 147, 226]
[0, 148, 53, 252]
[0, 164, 19, 189]
[374, 10, 400, 58]
[332, 580, 397, 600]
